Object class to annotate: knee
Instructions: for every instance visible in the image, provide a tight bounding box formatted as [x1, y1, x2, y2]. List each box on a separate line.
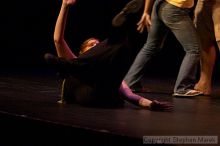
[185, 44, 201, 56]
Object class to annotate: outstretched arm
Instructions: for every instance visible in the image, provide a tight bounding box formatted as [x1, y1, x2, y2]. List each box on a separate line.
[119, 81, 173, 111]
[54, 0, 77, 59]
[137, 0, 155, 33]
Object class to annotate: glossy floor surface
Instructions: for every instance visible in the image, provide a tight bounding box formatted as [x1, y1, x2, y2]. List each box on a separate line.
[0, 70, 220, 146]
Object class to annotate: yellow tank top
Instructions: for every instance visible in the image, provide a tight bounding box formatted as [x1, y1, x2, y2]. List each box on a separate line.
[165, 0, 194, 8]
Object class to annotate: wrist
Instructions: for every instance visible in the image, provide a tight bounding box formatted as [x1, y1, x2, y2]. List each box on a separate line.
[139, 98, 152, 108]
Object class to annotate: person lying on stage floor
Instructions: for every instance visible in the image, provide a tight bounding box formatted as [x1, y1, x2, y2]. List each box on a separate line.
[45, 0, 173, 111]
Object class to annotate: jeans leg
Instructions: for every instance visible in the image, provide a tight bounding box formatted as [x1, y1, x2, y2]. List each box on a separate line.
[124, 0, 168, 87]
[159, 2, 201, 93]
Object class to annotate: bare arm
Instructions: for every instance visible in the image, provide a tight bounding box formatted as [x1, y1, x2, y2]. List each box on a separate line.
[137, 0, 155, 33]
[54, 0, 77, 59]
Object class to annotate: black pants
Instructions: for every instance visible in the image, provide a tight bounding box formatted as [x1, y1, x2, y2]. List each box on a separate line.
[62, 0, 144, 107]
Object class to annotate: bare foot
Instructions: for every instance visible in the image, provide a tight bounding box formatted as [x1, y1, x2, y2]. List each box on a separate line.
[194, 82, 211, 96]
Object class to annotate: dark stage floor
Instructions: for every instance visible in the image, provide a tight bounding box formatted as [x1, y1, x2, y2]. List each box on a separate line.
[0, 69, 220, 146]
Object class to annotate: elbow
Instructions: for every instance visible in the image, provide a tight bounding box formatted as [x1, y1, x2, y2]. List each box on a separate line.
[54, 36, 64, 46]
[54, 36, 61, 44]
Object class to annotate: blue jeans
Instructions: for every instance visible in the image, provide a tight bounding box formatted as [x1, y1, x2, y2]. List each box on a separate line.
[124, 0, 201, 93]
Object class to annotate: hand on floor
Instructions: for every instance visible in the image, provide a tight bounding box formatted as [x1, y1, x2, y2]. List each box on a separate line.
[149, 100, 174, 112]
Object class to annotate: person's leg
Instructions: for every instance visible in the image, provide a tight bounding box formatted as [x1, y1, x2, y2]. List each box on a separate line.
[194, 45, 216, 95]
[217, 41, 220, 51]
[159, 1, 201, 95]
[59, 76, 93, 104]
[124, 0, 168, 88]
[68, 0, 147, 85]
[112, 0, 144, 27]
[194, 0, 219, 95]
[46, 0, 146, 106]
[212, 0, 220, 44]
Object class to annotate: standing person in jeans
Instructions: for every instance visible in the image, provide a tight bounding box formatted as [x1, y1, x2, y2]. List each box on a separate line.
[194, 0, 220, 95]
[45, 0, 173, 111]
[124, 0, 203, 97]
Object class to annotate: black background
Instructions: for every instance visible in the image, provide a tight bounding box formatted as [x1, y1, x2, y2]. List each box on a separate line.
[1, 0, 219, 79]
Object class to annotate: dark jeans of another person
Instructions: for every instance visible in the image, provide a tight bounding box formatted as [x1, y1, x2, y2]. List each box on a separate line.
[124, 0, 201, 94]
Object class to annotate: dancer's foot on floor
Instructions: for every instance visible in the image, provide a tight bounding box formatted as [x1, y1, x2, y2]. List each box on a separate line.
[194, 82, 211, 96]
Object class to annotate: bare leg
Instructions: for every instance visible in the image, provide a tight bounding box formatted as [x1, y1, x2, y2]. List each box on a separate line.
[195, 44, 216, 95]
